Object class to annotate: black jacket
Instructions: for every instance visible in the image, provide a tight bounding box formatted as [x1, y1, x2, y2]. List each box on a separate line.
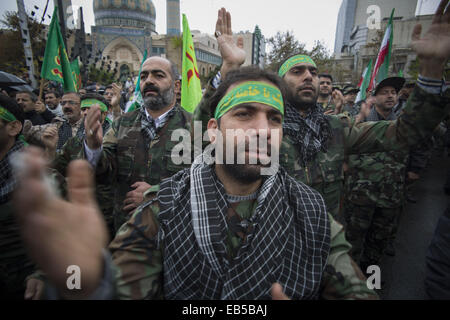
[24, 109, 55, 125]
[425, 205, 450, 299]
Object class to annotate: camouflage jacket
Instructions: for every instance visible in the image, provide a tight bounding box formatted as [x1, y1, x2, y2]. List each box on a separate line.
[194, 85, 450, 219]
[81, 105, 191, 232]
[52, 122, 115, 236]
[106, 186, 377, 300]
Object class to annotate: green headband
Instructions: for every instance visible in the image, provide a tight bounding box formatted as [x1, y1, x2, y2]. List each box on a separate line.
[0, 106, 17, 122]
[0, 105, 28, 145]
[81, 99, 108, 112]
[215, 81, 284, 120]
[278, 55, 317, 77]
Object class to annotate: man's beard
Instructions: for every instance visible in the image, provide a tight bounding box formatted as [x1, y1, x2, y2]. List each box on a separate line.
[287, 87, 318, 112]
[222, 163, 262, 184]
[143, 83, 175, 111]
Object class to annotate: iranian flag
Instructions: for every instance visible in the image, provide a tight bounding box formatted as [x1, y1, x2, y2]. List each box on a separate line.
[356, 59, 373, 103]
[368, 8, 395, 92]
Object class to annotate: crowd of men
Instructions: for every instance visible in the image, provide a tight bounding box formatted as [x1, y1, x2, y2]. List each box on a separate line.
[1, 2, 450, 300]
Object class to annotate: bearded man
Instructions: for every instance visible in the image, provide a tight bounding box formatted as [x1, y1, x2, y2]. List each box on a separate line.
[82, 56, 191, 232]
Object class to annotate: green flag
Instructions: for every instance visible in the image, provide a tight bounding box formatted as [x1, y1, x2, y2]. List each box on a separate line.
[127, 49, 148, 113]
[70, 59, 81, 91]
[41, 7, 77, 92]
[181, 14, 202, 113]
[398, 69, 404, 77]
[356, 60, 373, 103]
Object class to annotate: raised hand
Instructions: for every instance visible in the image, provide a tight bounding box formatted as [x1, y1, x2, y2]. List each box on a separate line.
[84, 104, 103, 150]
[411, 0, 450, 78]
[35, 100, 47, 114]
[14, 147, 108, 299]
[331, 89, 345, 114]
[215, 8, 246, 78]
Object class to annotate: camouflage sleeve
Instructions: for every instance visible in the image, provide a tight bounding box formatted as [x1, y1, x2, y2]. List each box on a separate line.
[109, 200, 163, 300]
[51, 137, 81, 177]
[344, 86, 450, 154]
[192, 83, 216, 148]
[320, 214, 379, 300]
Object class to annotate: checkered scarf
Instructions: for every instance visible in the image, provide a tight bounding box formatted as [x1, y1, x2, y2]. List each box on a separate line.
[155, 152, 330, 300]
[57, 120, 85, 151]
[0, 140, 25, 204]
[365, 107, 397, 122]
[283, 103, 333, 166]
[140, 107, 176, 144]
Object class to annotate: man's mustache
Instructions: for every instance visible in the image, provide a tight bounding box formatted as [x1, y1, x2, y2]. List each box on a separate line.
[143, 85, 160, 95]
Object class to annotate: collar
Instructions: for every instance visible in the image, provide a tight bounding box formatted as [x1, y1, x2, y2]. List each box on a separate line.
[144, 106, 175, 129]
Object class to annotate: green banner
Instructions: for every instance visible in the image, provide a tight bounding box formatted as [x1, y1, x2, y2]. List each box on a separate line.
[41, 6, 77, 93]
[181, 14, 202, 113]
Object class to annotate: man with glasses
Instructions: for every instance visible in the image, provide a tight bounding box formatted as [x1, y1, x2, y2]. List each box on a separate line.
[25, 92, 84, 152]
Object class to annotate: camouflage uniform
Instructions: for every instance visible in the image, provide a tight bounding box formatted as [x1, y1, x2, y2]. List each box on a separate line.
[342, 103, 361, 117]
[194, 85, 450, 222]
[318, 99, 336, 114]
[81, 105, 191, 233]
[106, 187, 377, 300]
[344, 148, 409, 267]
[52, 122, 115, 238]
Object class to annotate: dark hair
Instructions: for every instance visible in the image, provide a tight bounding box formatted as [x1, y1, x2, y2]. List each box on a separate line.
[62, 91, 81, 99]
[0, 94, 25, 138]
[45, 89, 61, 99]
[15, 90, 37, 102]
[319, 73, 333, 82]
[105, 85, 113, 90]
[81, 93, 110, 109]
[208, 66, 287, 117]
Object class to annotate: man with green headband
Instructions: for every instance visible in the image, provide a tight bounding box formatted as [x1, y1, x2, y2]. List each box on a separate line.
[13, 66, 377, 300]
[0, 94, 36, 299]
[195, 3, 450, 228]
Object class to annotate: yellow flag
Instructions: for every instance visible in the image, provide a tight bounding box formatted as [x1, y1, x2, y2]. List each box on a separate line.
[181, 14, 202, 113]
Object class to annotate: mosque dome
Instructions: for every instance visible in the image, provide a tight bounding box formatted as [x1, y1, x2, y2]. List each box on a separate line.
[93, 0, 156, 31]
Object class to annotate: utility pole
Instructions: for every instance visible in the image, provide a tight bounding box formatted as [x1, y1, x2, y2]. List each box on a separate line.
[56, 0, 67, 48]
[16, 0, 37, 88]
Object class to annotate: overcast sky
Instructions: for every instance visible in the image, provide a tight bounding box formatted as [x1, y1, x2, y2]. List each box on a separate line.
[0, 0, 440, 53]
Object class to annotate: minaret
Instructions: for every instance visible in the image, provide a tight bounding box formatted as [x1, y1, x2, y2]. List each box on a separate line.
[166, 0, 181, 36]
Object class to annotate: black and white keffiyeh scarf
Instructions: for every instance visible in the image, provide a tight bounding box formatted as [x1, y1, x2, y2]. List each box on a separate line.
[0, 140, 25, 204]
[140, 106, 176, 144]
[154, 152, 330, 300]
[365, 106, 397, 122]
[283, 103, 333, 166]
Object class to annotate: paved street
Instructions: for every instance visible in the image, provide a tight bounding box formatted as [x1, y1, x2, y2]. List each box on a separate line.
[380, 154, 450, 300]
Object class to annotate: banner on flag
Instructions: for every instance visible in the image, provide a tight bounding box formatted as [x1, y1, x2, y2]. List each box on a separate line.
[181, 14, 202, 113]
[41, 7, 77, 93]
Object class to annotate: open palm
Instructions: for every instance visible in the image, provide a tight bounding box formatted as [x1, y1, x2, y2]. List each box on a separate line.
[412, 0, 450, 63]
[215, 8, 246, 70]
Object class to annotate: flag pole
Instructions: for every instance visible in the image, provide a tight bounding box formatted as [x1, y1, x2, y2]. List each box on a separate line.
[38, 78, 46, 101]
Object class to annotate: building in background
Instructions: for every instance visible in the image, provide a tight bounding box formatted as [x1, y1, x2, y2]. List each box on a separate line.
[233, 25, 266, 69]
[90, 0, 156, 82]
[191, 30, 222, 78]
[166, 0, 180, 36]
[332, 0, 441, 85]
